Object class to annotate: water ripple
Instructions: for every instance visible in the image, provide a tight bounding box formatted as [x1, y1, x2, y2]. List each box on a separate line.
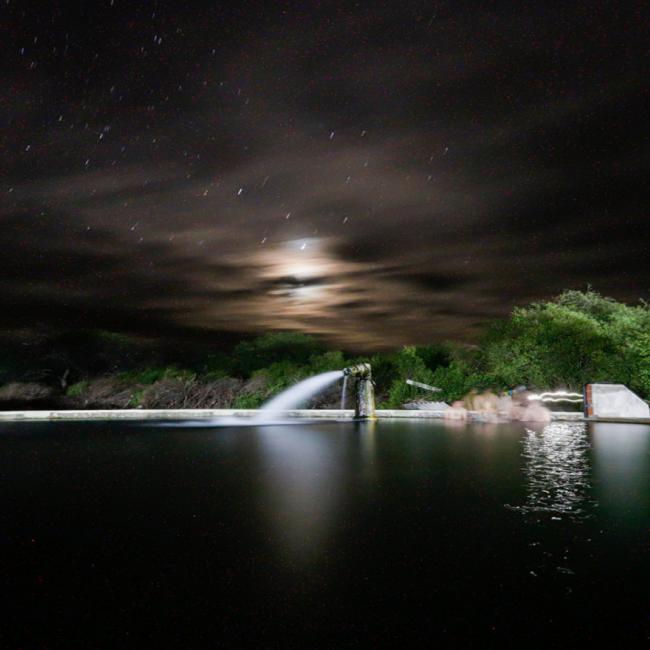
[507, 421, 595, 519]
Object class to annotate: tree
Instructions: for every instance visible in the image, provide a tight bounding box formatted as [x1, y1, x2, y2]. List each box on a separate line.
[475, 290, 650, 397]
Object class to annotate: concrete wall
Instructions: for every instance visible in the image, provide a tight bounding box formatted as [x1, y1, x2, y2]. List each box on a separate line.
[0, 408, 584, 422]
[586, 383, 650, 419]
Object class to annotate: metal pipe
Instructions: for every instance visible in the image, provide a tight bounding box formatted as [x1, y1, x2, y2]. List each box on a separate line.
[342, 363, 376, 420]
[405, 379, 442, 393]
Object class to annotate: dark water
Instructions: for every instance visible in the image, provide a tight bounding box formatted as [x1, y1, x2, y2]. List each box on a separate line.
[1, 419, 649, 647]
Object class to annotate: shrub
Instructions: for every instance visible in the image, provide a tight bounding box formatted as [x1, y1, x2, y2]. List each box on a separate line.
[230, 332, 325, 377]
[414, 344, 452, 372]
[66, 381, 90, 397]
[140, 377, 244, 409]
[0, 382, 54, 402]
[429, 362, 495, 403]
[307, 350, 346, 374]
[232, 374, 269, 408]
[382, 346, 437, 408]
[65, 377, 135, 409]
[117, 366, 195, 385]
[366, 353, 398, 398]
[200, 352, 231, 379]
[232, 392, 265, 408]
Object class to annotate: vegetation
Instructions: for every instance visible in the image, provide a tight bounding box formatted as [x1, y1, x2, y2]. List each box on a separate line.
[1, 290, 649, 410]
[439, 289, 650, 401]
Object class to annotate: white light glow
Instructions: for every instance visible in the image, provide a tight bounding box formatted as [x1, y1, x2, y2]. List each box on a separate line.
[528, 390, 583, 403]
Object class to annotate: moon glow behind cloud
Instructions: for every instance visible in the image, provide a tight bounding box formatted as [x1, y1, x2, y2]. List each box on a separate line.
[1, 2, 648, 348]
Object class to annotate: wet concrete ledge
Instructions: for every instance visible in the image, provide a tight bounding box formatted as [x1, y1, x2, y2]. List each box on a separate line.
[0, 408, 589, 422]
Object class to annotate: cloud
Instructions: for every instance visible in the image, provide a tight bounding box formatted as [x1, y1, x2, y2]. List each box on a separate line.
[1, 1, 648, 348]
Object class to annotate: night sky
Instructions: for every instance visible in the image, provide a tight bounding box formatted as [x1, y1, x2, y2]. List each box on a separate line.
[2, 1, 648, 349]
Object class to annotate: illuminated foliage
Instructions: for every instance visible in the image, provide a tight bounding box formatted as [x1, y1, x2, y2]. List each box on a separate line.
[474, 289, 650, 397]
[3, 290, 650, 408]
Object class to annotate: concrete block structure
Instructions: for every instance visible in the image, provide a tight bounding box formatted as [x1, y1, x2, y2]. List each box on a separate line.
[584, 383, 650, 419]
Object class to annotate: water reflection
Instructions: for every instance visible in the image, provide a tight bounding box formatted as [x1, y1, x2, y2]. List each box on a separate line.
[358, 420, 377, 483]
[591, 423, 650, 522]
[256, 426, 344, 563]
[510, 421, 594, 519]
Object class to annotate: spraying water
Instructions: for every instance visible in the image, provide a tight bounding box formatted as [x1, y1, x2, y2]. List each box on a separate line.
[256, 370, 343, 421]
[153, 369, 345, 428]
[341, 375, 348, 410]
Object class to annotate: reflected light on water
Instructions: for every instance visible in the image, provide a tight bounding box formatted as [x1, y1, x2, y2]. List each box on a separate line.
[512, 422, 594, 519]
[257, 427, 343, 563]
[358, 420, 378, 484]
[591, 423, 650, 518]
